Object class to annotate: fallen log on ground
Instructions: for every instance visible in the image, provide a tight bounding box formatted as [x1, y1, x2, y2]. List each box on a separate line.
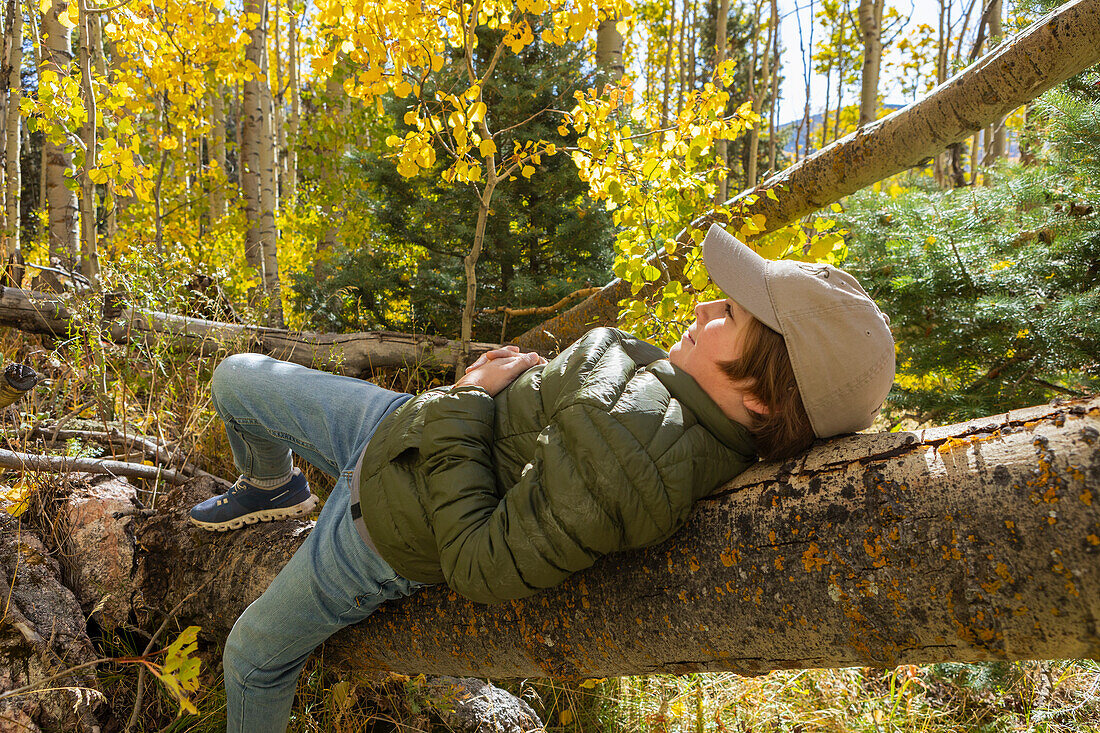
[0, 480, 543, 733]
[132, 396, 1100, 679]
[514, 0, 1100, 352]
[0, 286, 505, 373]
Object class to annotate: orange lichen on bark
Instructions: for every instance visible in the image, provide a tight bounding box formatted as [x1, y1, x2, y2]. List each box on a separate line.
[801, 543, 829, 571]
[720, 547, 739, 566]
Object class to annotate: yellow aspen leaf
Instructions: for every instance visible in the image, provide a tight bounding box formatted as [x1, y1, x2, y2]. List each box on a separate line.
[38, 0, 50, 12]
[158, 137, 179, 151]
[468, 101, 487, 124]
[393, 80, 413, 98]
[925, 235, 937, 245]
[543, 143, 557, 155]
[88, 168, 109, 184]
[479, 139, 497, 157]
[559, 710, 574, 725]
[991, 260, 1015, 271]
[151, 626, 202, 716]
[521, 165, 535, 178]
[59, 5, 78, 29]
[403, 111, 419, 125]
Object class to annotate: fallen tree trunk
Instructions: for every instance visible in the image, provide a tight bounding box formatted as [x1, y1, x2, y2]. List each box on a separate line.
[134, 396, 1100, 679]
[513, 0, 1100, 353]
[0, 285, 504, 373]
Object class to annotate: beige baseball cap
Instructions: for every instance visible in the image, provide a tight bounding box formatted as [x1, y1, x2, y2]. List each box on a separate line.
[701, 223, 895, 438]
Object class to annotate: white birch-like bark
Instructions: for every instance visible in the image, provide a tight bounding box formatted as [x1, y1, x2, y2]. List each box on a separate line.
[285, 12, 298, 202]
[660, 1, 675, 126]
[988, 0, 1006, 161]
[858, 0, 884, 127]
[3, 0, 22, 283]
[42, 0, 78, 271]
[715, 0, 729, 201]
[766, 0, 779, 176]
[209, 85, 227, 221]
[77, 0, 98, 284]
[595, 16, 624, 88]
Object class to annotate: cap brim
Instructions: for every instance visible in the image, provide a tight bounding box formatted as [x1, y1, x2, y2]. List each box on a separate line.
[701, 223, 780, 332]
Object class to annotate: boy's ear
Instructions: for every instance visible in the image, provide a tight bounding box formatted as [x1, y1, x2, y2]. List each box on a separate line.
[743, 392, 771, 416]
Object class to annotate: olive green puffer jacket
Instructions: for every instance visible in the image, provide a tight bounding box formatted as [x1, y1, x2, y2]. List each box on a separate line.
[356, 327, 757, 604]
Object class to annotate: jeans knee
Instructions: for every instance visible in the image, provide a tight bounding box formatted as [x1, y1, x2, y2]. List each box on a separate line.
[212, 354, 269, 407]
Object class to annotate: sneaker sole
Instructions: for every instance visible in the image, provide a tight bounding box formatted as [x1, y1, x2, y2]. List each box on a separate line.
[189, 495, 320, 532]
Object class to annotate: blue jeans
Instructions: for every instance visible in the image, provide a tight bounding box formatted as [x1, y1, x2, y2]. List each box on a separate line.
[212, 354, 421, 733]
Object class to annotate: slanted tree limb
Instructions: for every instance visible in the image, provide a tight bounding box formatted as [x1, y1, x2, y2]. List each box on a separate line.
[513, 0, 1100, 353]
[134, 397, 1100, 679]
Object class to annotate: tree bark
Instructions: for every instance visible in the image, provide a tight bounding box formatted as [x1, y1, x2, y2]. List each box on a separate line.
[0, 285, 508, 372]
[514, 0, 1100, 353]
[134, 397, 1100, 678]
[715, 0, 729, 200]
[766, 0, 779, 176]
[595, 15, 625, 88]
[43, 0, 78, 271]
[241, 0, 281, 326]
[209, 84, 227, 222]
[285, 12, 299, 202]
[660, 1, 675, 127]
[858, 0, 884, 128]
[77, 0, 99, 285]
[2, 0, 21, 284]
[988, 0, 1006, 162]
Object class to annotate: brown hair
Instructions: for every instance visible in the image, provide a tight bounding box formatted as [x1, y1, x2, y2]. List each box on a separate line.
[716, 317, 815, 462]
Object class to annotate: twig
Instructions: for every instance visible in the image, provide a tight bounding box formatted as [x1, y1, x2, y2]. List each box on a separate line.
[0, 447, 187, 485]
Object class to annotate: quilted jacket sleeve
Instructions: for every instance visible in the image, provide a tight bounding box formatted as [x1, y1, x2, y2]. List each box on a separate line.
[419, 385, 693, 605]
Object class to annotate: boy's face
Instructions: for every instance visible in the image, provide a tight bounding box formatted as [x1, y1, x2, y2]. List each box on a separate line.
[668, 297, 766, 421]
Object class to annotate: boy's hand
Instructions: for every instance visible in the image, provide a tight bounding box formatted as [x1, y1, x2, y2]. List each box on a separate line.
[454, 350, 546, 397]
[465, 345, 523, 373]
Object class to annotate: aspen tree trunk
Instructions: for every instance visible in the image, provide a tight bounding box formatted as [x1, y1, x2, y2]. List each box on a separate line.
[660, 2, 675, 126]
[242, 0, 282, 325]
[315, 69, 343, 281]
[515, 0, 1100, 353]
[858, 0, 884, 127]
[676, 0, 686, 117]
[133, 398, 1100, 678]
[88, 12, 113, 248]
[820, 23, 833, 150]
[595, 16, 624, 88]
[715, 0, 728, 201]
[746, 0, 771, 189]
[988, 0, 1006, 162]
[77, 0, 98, 285]
[259, 76, 282, 325]
[766, 0, 779, 176]
[42, 0, 78, 271]
[242, 2, 263, 273]
[832, 9, 845, 142]
[25, 0, 44, 221]
[687, 0, 696, 93]
[933, 0, 949, 186]
[273, 0, 286, 200]
[286, 12, 298, 201]
[209, 85, 227, 221]
[2, 0, 21, 284]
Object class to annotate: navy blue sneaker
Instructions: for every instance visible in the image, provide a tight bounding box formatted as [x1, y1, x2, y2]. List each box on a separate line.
[189, 468, 318, 531]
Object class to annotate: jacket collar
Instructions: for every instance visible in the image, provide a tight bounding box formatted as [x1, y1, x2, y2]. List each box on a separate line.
[644, 359, 758, 458]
